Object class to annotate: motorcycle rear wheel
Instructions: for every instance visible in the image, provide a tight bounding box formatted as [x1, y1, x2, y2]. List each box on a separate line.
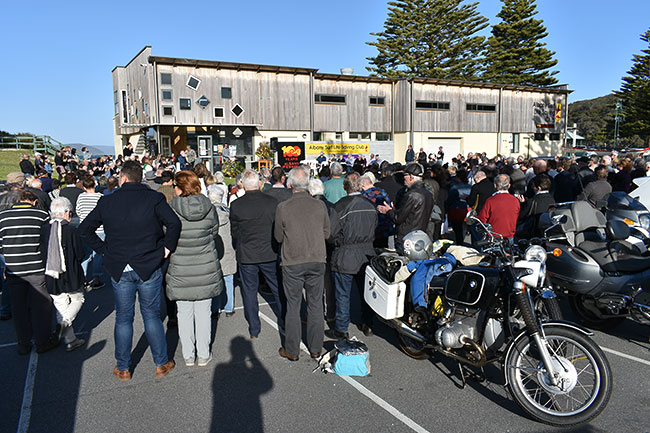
[396, 330, 429, 359]
[535, 297, 563, 321]
[568, 296, 626, 331]
[505, 326, 612, 426]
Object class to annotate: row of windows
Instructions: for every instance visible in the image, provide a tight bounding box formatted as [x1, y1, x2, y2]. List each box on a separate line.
[534, 133, 561, 141]
[162, 104, 243, 118]
[313, 94, 495, 112]
[312, 132, 391, 141]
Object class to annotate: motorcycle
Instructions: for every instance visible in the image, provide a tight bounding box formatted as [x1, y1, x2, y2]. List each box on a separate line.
[365, 215, 612, 426]
[600, 191, 650, 254]
[544, 200, 650, 330]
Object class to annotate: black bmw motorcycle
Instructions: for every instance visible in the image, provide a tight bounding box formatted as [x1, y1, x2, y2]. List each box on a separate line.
[367, 214, 612, 426]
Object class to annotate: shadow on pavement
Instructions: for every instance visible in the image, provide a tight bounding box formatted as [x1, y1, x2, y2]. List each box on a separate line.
[210, 336, 273, 432]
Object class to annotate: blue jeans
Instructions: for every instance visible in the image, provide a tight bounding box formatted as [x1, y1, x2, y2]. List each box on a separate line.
[333, 270, 373, 334]
[111, 268, 168, 371]
[214, 274, 235, 313]
[82, 232, 105, 282]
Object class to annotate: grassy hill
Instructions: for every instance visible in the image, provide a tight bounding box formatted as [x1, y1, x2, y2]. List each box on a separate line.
[0, 149, 33, 181]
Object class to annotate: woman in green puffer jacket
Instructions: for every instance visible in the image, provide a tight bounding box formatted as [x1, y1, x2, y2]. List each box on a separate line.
[166, 171, 224, 367]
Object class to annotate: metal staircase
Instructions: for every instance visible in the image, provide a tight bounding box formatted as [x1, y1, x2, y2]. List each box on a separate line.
[0, 135, 63, 155]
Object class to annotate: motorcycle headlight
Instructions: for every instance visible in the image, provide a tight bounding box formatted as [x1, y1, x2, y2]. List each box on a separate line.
[524, 245, 547, 263]
[639, 214, 650, 231]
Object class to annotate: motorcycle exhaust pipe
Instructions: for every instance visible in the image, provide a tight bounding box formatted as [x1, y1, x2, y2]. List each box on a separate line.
[378, 317, 427, 342]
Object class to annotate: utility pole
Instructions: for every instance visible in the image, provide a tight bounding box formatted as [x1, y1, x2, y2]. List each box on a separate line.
[614, 100, 622, 147]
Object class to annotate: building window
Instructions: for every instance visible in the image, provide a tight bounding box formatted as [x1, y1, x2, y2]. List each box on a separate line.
[214, 107, 224, 118]
[162, 90, 172, 101]
[121, 90, 128, 123]
[180, 98, 191, 110]
[114, 91, 119, 115]
[349, 132, 371, 140]
[145, 103, 149, 117]
[335, 132, 343, 140]
[466, 103, 496, 112]
[369, 96, 385, 106]
[376, 132, 391, 141]
[186, 75, 200, 90]
[512, 133, 520, 153]
[197, 95, 210, 109]
[231, 104, 244, 117]
[221, 87, 232, 99]
[549, 133, 561, 141]
[315, 94, 346, 105]
[534, 133, 546, 141]
[163, 106, 173, 116]
[416, 101, 450, 110]
[312, 132, 322, 141]
[160, 73, 172, 85]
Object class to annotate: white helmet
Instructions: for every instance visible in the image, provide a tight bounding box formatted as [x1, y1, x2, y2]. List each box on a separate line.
[403, 230, 432, 261]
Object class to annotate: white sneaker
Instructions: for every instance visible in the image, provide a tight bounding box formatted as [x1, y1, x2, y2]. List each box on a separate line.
[184, 357, 195, 367]
[197, 354, 212, 367]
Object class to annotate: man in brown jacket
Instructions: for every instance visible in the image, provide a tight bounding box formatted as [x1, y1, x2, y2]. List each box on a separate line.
[274, 167, 330, 361]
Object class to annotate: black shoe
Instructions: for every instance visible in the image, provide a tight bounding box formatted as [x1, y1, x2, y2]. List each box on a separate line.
[17, 343, 31, 356]
[359, 323, 374, 337]
[65, 338, 86, 352]
[0, 313, 11, 321]
[325, 329, 349, 340]
[36, 337, 60, 354]
[414, 306, 428, 322]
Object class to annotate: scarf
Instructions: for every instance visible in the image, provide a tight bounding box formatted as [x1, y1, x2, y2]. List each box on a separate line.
[45, 218, 67, 279]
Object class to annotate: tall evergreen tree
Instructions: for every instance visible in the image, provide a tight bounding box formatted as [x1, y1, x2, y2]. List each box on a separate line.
[616, 29, 650, 146]
[483, 0, 558, 86]
[366, 0, 489, 80]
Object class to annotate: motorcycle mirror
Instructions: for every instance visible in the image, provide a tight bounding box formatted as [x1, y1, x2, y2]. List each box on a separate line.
[465, 209, 478, 226]
[551, 214, 568, 225]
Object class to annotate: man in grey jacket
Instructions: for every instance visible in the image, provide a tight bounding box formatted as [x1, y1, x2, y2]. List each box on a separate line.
[274, 168, 330, 360]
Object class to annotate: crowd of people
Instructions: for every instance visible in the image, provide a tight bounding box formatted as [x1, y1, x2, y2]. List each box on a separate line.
[1, 142, 648, 379]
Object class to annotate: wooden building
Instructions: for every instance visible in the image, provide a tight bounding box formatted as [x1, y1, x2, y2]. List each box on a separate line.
[112, 46, 571, 165]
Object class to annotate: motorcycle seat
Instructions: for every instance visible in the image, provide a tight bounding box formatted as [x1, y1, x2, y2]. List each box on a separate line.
[609, 241, 650, 273]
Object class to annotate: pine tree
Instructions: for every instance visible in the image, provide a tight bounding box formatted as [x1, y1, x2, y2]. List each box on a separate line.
[366, 0, 489, 80]
[482, 0, 558, 86]
[616, 29, 650, 146]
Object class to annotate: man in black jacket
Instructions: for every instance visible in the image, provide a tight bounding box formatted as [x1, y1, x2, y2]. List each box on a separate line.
[230, 169, 282, 338]
[375, 163, 402, 202]
[264, 166, 292, 203]
[79, 160, 181, 381]
[378, 163, 433, 253]
[467, 170, 495, 214]
[325, 172, 377, 340]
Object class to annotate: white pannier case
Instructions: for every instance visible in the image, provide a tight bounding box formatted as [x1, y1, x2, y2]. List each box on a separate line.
[364, 265, 406, 320]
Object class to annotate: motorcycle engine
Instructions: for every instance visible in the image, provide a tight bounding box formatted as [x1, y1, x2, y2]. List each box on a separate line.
[435, 311, 478, 349]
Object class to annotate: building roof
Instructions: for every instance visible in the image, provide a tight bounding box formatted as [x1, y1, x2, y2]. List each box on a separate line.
[116, 46, 572, 94]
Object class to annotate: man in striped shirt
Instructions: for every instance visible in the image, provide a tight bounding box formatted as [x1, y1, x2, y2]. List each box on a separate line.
[0, 190, 57, 354]
[76, 176, 105, 290]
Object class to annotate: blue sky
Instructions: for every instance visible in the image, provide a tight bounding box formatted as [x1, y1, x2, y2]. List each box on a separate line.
[1, 0, 648, 147]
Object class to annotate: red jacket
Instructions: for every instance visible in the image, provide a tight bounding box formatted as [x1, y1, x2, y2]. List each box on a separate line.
[477, 192, 520, 239]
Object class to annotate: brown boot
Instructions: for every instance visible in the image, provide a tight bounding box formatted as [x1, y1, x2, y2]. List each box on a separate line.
[113, 366, 132, 381]
[155, 360, 175, 378]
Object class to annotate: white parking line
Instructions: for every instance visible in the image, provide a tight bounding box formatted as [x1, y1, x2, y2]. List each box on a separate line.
[16, 350, 38, 433]
[601, 346, 650, 367]
[258, 310, 431, 433]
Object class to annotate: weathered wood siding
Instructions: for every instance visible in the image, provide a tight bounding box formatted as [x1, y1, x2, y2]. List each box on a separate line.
[155, 65, 311, 130]
[501, 90, 566, 133]
[312, 79, 392, 132]
[394, 80, 411, 133]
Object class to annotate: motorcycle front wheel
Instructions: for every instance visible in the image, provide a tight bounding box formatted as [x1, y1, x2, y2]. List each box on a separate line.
[504, 326, 612, 426]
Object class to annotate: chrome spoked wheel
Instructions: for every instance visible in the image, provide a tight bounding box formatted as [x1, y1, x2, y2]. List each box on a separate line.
[505, 326, 612, 426]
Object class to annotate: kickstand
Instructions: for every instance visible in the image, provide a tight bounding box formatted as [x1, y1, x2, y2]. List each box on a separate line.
[455, 361, 467, 390]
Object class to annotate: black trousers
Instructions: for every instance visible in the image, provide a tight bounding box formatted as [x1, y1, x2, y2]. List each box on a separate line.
[282, 262, 325, 357]
[7, 274, 53, 347]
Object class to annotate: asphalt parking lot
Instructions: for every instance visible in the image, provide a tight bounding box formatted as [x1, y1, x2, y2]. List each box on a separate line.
[1, 283, 649, 433]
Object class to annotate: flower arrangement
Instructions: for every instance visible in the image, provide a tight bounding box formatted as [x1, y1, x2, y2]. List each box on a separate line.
[222, 159, 244, 178]
[255, 143, 274, 160]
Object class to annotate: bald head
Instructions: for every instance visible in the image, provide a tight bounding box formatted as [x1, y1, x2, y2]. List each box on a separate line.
[533, 159, 547, 174]
[495, 174, 511, 191]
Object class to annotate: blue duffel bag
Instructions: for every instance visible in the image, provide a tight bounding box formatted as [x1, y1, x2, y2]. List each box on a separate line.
[333, 339, 371, 377]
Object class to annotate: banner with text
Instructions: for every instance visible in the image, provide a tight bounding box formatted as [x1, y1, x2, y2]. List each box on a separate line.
[277, 142, 306, 171]
[306, 142, 371, 155]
